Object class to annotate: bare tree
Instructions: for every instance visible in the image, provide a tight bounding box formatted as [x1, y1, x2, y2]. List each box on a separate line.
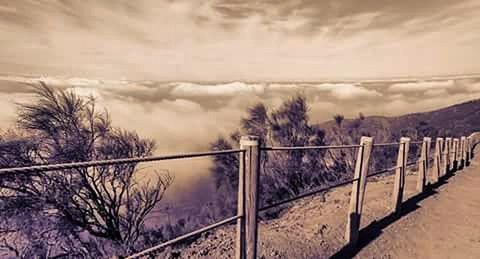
[0, 83, 172, 256]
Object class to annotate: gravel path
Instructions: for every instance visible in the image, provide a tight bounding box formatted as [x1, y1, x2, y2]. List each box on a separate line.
[354, 156, 480, 259]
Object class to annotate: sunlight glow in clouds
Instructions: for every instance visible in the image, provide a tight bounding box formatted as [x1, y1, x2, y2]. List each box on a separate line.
[170, 82, 265, 97]
[389, 80, 455, 92]
[312, 83, 382, 100]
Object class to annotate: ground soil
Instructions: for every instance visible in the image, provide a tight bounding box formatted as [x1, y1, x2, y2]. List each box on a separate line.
[155, 156, 480, 259]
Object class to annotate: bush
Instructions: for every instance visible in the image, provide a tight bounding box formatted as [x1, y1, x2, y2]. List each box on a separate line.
[0, 83, 172, 257]
[211, 96, 350, 217]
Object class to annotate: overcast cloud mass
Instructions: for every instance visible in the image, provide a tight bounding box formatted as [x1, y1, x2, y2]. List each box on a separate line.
[0, 0, 480, 80]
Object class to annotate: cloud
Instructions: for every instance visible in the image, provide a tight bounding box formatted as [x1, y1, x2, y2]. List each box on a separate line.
[312, 83, 382, 100]
[388, 80, 455, 92]
[170, 81, 265, 97]
[0, 93, 32, 127]
[387, 93, 406, 100]
[424, 88, 448, 97]
[210, 0, 475, 36]
[379, 91, 480, 117]
[1, 1, 479, 81]
[464, 82, 480, 92]
[267, 83, 302, 91]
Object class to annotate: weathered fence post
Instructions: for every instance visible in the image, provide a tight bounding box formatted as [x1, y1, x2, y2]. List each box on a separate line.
[449, 138, 455, 172]
[345, 136, 373, 248]
[416, 137, 431, 193]
[443, 138, 452, 175]
[236, 143, 246, 259]
[470, 136, 475, 160]
[453, 138, 459, 171]
[237, 136, 260, 259]
[431, 138, 443, 183]
[392, 137, 410, 216]
[460, 136, 466, 169]
[465, 136, 472, 166]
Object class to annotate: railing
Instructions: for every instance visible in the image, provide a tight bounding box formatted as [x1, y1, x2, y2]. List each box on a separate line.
[1, 133, 479, 259]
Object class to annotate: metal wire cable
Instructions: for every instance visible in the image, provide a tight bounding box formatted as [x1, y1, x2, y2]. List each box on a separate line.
[0, 149, 245, 175]
[261, 144, 361, 151]
[373, 142, 400, 147]
[406, 160, 420, 167]
[367, 165, 401, 178]
[410, 141, 424, 145]
[258, 177, 359, 212]
[126, 215, 241, 259]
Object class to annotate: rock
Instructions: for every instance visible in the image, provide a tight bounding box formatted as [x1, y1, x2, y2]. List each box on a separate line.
[270, 250, 280, 257]
[168, 250, 181, 259]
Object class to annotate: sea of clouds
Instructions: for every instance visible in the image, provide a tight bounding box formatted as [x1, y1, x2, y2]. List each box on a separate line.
[1, 75, 480, 154]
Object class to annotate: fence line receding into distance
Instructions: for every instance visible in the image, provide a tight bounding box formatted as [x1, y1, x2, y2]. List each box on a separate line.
[1, 132, 479, 259]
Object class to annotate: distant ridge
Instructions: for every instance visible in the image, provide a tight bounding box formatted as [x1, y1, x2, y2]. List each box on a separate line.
[320, 98, 480, 144]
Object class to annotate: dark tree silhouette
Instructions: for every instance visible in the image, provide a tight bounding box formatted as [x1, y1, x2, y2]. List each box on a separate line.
[210, 96, 350, 217]
[0, 83, 172, 256]
[358, 112, 365, 121]
[333, 114, 344, 128]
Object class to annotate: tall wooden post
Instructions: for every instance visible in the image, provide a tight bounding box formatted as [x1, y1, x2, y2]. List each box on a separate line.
[443, 138, 452, 175]
[237, 136, 260, 259]
[460, 136, 466, 169]
[236, 143, 246, 259]
[431, 138, 443, 183]
[466, 137, 471, 166]
[453, 138, 459, 171]
[392, 137, 410, 216]
[473, 136, 477, 159]
[417, 137, 431, 193]
[345, 136, 373, 248]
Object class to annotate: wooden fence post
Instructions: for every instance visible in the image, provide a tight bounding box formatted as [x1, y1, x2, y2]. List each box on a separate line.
[236, 142, 246, 259]
[453, 138, 459, 171]
[466, 137, 471, 166]
[392, 137, 410, 216]
[237, 136, 260, 259]
[470, 136, 475, 160]
[460, 136, 466, 169]
[345, 136, 373, 248]
[431, 138, 443, 183]
[450, 137, 455, 172]
[443, 138, 452, 175]
[417, 137, 431, 193]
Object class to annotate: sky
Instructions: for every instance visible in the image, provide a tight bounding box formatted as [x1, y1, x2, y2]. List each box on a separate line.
[1, 0, 480, 81]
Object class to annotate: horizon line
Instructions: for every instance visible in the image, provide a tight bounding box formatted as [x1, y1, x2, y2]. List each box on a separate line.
[0, 72, 480, 84]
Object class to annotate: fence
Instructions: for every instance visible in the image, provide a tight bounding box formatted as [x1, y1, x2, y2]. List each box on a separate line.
[1, 132, 479, 259]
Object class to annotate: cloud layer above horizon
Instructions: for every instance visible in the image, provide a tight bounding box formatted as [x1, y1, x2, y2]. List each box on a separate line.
[1, 75, 480, 154]
[1, 0, 480, 80]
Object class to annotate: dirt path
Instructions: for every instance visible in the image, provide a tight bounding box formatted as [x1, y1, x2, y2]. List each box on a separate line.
[156, 156, 480, 259]
[353, 156, 480, 259]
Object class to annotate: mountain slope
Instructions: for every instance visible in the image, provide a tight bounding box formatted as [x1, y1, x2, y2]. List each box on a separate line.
[320, 98, 480, 145]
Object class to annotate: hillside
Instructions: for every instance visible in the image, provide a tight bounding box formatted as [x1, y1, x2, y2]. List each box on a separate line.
[155, 156, 480, 259]
[320, 99, 480, 145]
[155, 168, 421, 259]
